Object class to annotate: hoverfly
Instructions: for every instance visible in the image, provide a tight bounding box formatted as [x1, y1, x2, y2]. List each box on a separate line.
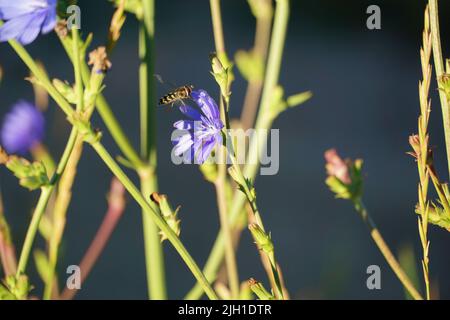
[155, 74, 194, 107]
[158, 85, 194, 106]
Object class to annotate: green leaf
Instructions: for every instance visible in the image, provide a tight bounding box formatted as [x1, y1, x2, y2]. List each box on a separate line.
[287, 91, 313, 108]
[235, 50, 264, 82]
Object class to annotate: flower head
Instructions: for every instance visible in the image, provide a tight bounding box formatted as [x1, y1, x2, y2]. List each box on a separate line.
[324, 149, 363, 200]
[325, 149, 351, 184]
[1, 101, 45, 154]
[0, 0, 57, 45]
[172, 90, 224, 164]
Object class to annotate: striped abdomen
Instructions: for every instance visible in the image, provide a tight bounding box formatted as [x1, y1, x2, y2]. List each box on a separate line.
[159, 85, 193, 106]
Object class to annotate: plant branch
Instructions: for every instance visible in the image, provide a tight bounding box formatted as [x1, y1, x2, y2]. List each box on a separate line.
[353, 200, 423, 300]
[186, 0, 290, 299]
[429, 0, 450, 180]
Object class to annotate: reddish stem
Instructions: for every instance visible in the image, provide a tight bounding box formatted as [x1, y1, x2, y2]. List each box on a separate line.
[60, 178, 126, 300]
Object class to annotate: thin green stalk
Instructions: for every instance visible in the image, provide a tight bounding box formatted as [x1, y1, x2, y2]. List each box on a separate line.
[215, 149, 240, 300]
[6, 20, 216, 300]
[72, 28, 84, 112]
[429, 0, 450, 180]
[414, 6, 432, 300]
[210, 0, 240, 299]
[89, 141, 218, 300]
[16, 129, 79, 277]
[8, 40, 73, 116]
[185, 0, 290, 299]
[138, 0, 166, 299]
[139, 169, 166, 299]
[43, 29, 87, 299]
[43, 137, 84, 300]
[353, 201, 423, 300]
[210, 0, 226, 57]
[241, 0, 273, 129]
[58, 34, 143, 168]
[227, 149, 284, 300]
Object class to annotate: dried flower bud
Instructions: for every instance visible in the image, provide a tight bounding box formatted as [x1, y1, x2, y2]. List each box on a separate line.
[88, 47, 112, 74]
[55, 20, 69, 38]
[107, 0, 127, 53]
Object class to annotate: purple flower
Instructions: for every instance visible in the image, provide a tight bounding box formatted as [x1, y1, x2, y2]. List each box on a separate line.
[0, 0, 57, 45]
[1, 101, 45, 154]
[172, 90, 224, 164]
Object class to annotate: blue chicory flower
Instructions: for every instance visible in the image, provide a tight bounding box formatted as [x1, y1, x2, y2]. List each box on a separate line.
[172, 90, 224, 164]
[0, 0, 57, 45]
[1, 100, 45, 154]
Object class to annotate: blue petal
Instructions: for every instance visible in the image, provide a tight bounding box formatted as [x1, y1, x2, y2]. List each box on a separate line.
[195, 136, 217, 164]
[0, 14, 31, 43]
[191, 90, 220, 121]
[179, 105, 201, 120]
[0, 2, 34, 19]
[173, 120, 194, 130]
[18, 11, 47, 45]
[41, 8, 56, 34]
[173, 133, 194, 156]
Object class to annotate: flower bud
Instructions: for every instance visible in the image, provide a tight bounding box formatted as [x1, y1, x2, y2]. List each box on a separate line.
[150, 193, 181, 242]
[5, 156, 49, 191]
[5, 274, 31, 300]
[53, 79, 77, 104]
[248, 223, 273, 254]
[324, 149, 363, 201]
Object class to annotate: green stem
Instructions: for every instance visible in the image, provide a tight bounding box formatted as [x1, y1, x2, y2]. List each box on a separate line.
[43, 137, 84, 300]
[215, 148, 240, 300]
[43, 30, 87, 299]
[210, 0, 226, 56]
[59, 34, 143, 168]
[8, 39, 73, 116]
[16, 129, 79, 277]
[185, 0, 290, 299]
[138, 0, 166, 299]
[139, 170, 166, 299]
[227, 150, 284, 299]
[353, 200, 423, 300]
[72, 28, 84, 112]
[429, 0, 450, 180]
[210, 0, 240, 299]
[241, 0, 273, 129]
[89, 141, 218, 300]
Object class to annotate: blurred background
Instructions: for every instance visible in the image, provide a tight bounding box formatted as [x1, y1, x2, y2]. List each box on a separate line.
[1, 0, 450, 299]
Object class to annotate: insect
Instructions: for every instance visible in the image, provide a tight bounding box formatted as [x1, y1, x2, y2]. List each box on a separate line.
[158, 85, 194, 106]
[155, 74, 194, 107]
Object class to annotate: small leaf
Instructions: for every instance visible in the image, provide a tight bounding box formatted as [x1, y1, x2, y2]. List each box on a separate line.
[287, 91, 313, 108]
